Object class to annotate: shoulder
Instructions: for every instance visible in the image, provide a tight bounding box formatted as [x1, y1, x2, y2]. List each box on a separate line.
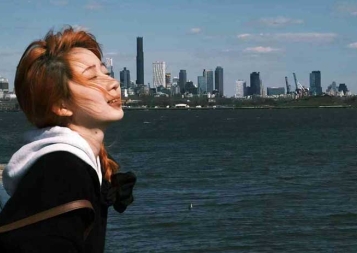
[16, 151, 100, 208]
[30, 151, 99, 186]
[0, 151, 100, 224]
[34, 151, 92, 172]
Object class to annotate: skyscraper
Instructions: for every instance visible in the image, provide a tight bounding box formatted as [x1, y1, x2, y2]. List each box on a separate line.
[165, 73, 171, 87]
[136, 37, 144, 85]
[203, 69, 213, 93]
[179, 70, 187, 93]
[120, 67, 131, 89]
[105, 58, 114, 78]
[197, 76, 207, 94]
[235, 80, 246, 98]
[215, 66, 224, 97]
[250, 72, 262, 96]
[309, 71, 322, 95]
[152, 61, 166, 88]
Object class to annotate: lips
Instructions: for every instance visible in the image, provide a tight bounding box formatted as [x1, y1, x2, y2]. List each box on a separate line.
[107, 97, 121, 105]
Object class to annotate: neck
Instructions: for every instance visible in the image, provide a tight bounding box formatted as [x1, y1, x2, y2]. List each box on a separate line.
[68, 124, 104, 156]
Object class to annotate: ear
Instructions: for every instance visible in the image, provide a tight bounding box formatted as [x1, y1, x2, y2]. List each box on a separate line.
[51, 101, 73, 117]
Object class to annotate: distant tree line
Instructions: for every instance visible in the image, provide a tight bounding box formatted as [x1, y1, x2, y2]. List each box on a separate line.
[123, 95, 357, 108]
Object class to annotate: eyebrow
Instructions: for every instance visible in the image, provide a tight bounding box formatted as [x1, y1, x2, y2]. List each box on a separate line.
[82, 63, 107, 74]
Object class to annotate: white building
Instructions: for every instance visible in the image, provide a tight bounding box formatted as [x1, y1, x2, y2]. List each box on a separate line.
[152, 61, 166, 88]
[4, 92, 16, 100]
[105, 58, 114, 78]
[0, 76, 9, 91]
[235, 80, 246, 98]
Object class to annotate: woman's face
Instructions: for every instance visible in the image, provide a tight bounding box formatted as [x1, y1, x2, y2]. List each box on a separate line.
[67, 47, 124, 128]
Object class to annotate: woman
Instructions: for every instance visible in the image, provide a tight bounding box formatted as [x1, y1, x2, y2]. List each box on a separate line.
[0, 26, 136, 252]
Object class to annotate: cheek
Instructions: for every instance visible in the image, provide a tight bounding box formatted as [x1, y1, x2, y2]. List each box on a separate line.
[72, 94, 106, 114]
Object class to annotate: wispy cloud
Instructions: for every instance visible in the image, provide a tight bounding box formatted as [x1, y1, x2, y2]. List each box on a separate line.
[258, 17, 304, 27]
[189, 27, 202, 34]
[103, 51, 135, 61]
[84, 1, 103, 10]
[348, 42, 357, 48]
[50, 0, 68, 6]
[243, 46, 281, 53]
[336, 2, 357, 16]
[104, 52, 118, 56]
[237, 34, 251, 39]
[237, 33, 337, 43]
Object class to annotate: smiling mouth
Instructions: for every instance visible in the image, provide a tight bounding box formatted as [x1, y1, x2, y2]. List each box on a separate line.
[107, 97, 121, 104]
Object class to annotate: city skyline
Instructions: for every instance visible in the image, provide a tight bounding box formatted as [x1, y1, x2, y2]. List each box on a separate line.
[0, 0, 356, 97]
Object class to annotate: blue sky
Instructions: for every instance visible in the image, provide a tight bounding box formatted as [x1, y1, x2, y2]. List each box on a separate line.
[0, 0, 356, 97]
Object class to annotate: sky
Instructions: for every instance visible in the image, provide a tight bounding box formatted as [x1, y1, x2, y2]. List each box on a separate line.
[0, 0, 356, 97]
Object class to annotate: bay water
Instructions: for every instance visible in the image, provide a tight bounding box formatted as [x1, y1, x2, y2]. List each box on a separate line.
[1, 108, 357, 252]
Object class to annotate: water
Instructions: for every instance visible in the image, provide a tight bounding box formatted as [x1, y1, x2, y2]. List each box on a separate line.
[1, 109, 357, 252]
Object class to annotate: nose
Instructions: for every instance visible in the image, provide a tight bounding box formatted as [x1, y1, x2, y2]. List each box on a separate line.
[108, 79, 120, 91]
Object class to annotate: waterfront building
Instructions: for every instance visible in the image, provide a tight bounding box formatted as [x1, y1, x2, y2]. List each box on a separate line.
[165, 73, 171, 87]
[136, 37, 144, 85]
[4, 92, 16, 100]
[172, 76, 179, 84]
[120, 67, 131, 89]
[0, 77, 9, 91]
[105, 58, 114, 78]
[338, 83, 348, 95]
[197, 76, 207, 95]
[172, 84, 180, 95]
[326, 81, 338, 96]
[267, 87, 285, 96]
[215, 66, 224, 97]
[203, 69, 214, 93]
[179, 70, 187, 94]
[235, 80, 246, 98]
[309, 71, 322, 95]
[185, 81, 197, 95]
[250, 72, 262, 96]
[152, 61, 166, 88]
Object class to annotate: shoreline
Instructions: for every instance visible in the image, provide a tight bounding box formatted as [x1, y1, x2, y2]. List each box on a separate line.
[0, 105, 354, 113]
[122, 105, 352, 110]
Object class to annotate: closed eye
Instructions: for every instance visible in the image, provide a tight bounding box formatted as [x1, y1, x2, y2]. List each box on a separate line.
[89, 73, 110, 80]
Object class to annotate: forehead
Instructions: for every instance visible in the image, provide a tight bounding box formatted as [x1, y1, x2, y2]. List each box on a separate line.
[69, 47, 101, 68]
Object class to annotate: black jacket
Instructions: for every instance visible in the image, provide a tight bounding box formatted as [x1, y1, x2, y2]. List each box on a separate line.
[0, 151, 110, 253]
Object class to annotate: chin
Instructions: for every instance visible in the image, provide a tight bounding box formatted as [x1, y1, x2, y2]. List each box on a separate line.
[115, 108, 124, 121]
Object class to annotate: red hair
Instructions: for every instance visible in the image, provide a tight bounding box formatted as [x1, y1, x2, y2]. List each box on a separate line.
[15, 26, 119, 181]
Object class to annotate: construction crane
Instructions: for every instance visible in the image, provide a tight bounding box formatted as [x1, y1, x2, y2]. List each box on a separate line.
[293, 73, 309, 97]
[285, 76, 291, 94]
[293, 73, 300, 90]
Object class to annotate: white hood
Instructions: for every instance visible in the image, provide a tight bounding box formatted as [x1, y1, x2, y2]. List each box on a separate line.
[2, 126, 102, 196]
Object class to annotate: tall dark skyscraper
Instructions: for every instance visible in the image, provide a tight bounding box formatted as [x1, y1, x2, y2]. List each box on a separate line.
[179, 70, 187, 93]
[250, 72, 262, 95]
[136, 37, 144, 85]
[215, 66, 224, 97]
[309, 71, 322, 95]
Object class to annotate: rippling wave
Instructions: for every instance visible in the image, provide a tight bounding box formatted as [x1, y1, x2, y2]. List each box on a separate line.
[2, 108, 357, 252]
